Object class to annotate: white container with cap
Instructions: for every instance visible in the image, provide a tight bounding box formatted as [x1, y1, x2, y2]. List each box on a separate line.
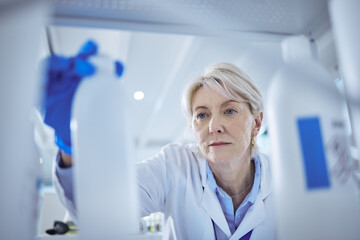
[71, 55, 139, 240]
[267, 36, 360, 239]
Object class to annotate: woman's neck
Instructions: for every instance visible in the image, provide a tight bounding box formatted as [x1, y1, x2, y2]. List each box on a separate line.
[209, 156, 255, 212]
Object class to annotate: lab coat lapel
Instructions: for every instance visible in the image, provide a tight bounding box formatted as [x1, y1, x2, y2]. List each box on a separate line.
[229, 192, 266, 240]
[198, 157, 231, 237]
[201, 185, 231, 237]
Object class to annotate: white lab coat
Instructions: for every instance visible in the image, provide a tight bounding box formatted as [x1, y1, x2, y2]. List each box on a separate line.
[137, 143, 276, 240]
[54, 143, 277, 240]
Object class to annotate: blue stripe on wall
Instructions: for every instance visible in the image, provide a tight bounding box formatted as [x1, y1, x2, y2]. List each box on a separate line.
[297, 117, 330, 190]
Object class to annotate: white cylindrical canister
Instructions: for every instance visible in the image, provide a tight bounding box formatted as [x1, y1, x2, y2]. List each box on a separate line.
[71, 55, 139, 240]
[267, 36, 360, 240]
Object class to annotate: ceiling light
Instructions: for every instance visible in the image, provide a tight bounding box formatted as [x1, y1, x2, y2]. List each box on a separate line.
[133, 91, 144, 100]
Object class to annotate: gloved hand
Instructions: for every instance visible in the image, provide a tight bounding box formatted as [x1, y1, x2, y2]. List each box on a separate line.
[43, 40, 98, 155]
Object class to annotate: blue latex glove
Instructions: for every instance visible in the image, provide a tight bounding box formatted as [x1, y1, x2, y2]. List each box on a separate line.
[43, 40, 98, 155]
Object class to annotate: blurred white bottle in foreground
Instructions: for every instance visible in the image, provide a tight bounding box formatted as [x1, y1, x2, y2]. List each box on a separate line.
[267, 36, 360, 240]
[0, 1, 48, 240]
[71, 55, 139, 240]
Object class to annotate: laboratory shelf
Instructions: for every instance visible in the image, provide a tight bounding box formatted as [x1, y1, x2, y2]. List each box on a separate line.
[36, 233, 162, 240]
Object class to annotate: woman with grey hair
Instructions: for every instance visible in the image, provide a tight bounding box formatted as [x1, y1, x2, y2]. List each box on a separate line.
[52, 62, 276, 240]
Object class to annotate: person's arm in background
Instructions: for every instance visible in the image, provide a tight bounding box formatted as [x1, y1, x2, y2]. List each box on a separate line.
[53, 151, 76, 219]
[60, 151, 73, 167]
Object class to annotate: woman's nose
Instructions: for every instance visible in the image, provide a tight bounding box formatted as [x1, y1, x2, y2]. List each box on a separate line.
[209, 116, 224, 134]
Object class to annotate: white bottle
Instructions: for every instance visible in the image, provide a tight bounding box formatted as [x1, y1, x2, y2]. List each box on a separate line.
[267, 36, 360, 240]
[71, 55, 139, 240]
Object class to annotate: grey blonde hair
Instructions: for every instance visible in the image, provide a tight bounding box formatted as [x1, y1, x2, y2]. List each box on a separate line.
[182, 62, 263, 158]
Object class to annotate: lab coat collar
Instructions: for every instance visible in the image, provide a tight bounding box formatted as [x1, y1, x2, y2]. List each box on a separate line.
[257, 153, 272, 199]
[229, 190, 266, 239]
[201, 183, 232, 237]
[198, 152, 272, 239]
[198, 155, 231, 237]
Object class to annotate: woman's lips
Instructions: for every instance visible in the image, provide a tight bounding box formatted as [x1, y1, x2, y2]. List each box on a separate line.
[209, 142, 231, 147]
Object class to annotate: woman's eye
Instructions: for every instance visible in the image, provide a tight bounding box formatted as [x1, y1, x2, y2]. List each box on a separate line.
[225, 109, 236, 115]
[197, 113, 207, 119]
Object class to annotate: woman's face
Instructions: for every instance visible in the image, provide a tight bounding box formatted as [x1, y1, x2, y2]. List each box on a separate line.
[191, 86, 262, 165]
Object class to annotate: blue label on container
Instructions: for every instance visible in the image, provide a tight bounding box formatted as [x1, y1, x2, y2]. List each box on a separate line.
[297, 117, 330, 190]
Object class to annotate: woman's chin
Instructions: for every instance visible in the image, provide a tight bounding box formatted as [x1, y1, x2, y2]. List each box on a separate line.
[206, 154, 233, 164]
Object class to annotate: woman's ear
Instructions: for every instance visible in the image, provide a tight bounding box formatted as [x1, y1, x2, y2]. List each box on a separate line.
[252, 112, 263, 137]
